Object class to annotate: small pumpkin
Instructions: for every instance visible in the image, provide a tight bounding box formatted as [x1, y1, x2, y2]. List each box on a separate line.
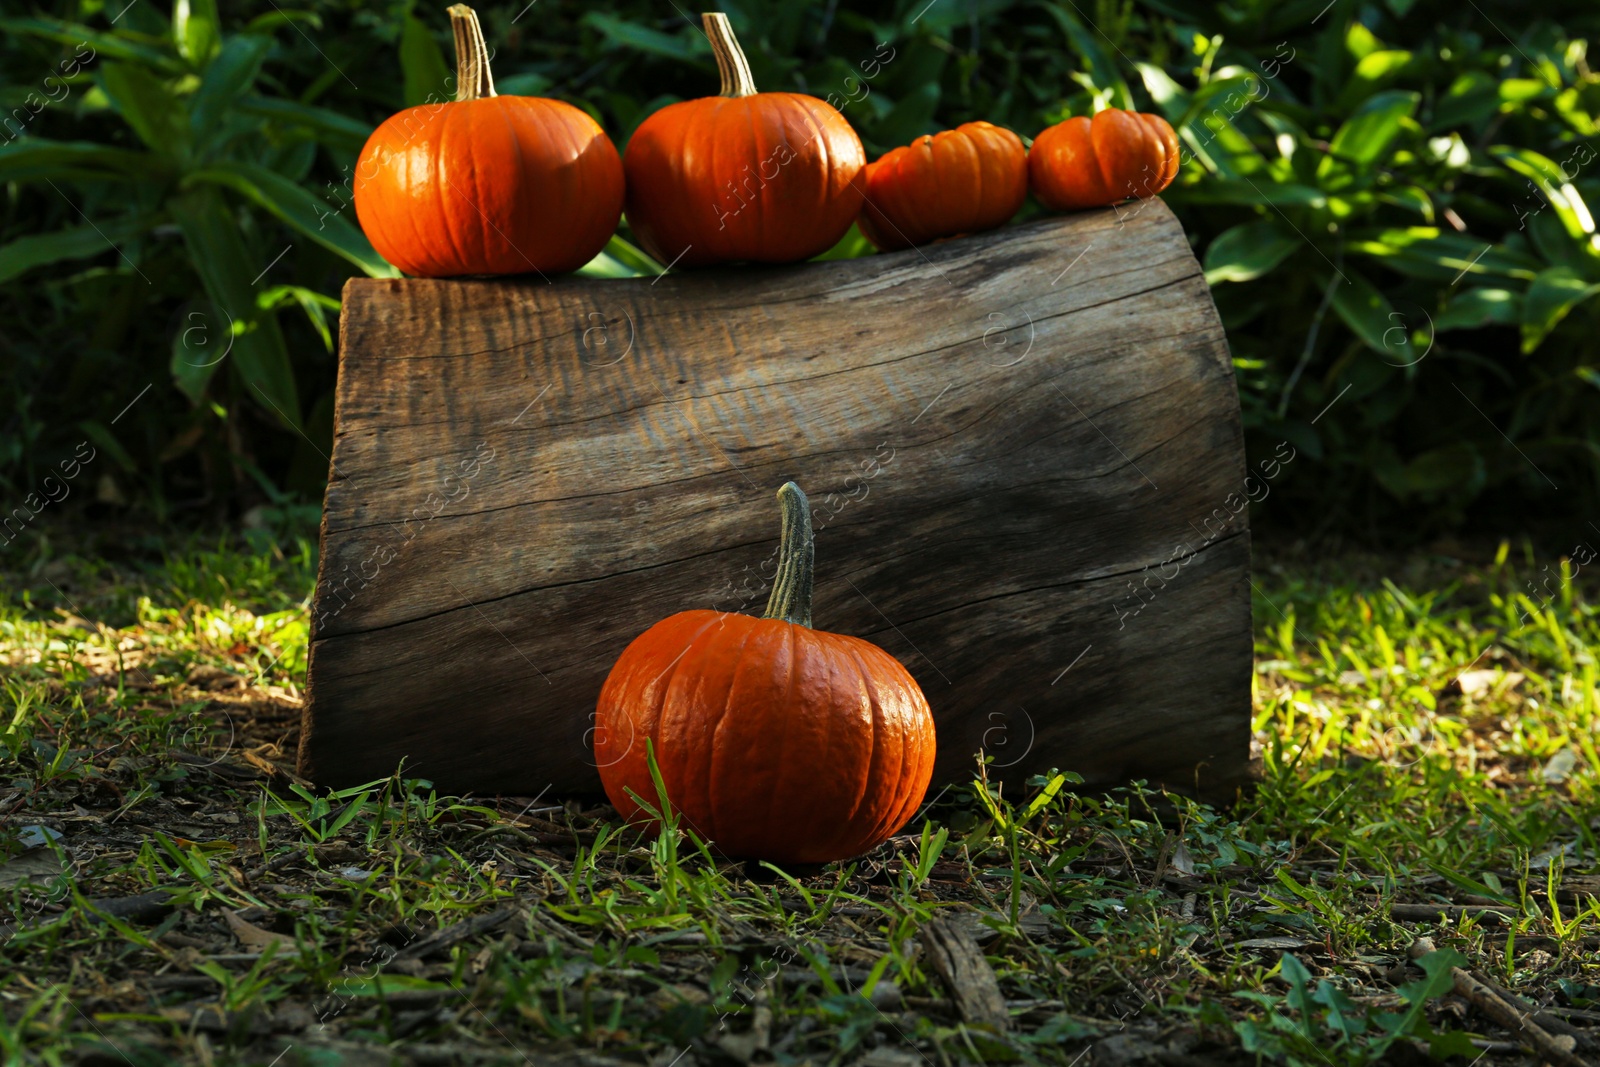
[622, 13, 867, 269]
[1028, 108, 1180, 212]
[594, 482, 936, 864]
[353, 4, 624, 277]
[858, 122, 1028, 252]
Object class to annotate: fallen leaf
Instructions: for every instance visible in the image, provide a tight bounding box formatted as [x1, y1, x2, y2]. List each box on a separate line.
[223, 908, 296, 951]
[14, 825, 62, 850]
[0, 849, 65, 892]
[1541, 748, 1578, 783]
[1528, 841, 1579, 869]
[1233, 936, 1308, 950]
[1452, 669, 1523, 698]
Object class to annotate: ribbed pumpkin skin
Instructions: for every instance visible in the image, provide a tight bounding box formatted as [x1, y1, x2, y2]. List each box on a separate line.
[858, 122, 1028, 252]
[1028, 109, 1180, 212]
[594, 609, 936, 864]
[622, 94, 867, 269]
[354, 96, 623, 277]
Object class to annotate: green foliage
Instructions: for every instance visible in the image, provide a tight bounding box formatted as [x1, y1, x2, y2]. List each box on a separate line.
[2, 0, 1599, 532]
[1229, 949, 1477, 1065]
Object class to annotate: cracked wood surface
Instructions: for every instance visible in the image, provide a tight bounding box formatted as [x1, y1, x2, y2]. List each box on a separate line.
[300, 200, 1256, 805]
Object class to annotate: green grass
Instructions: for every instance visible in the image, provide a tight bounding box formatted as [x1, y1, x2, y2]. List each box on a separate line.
[1, 523, 1597, 1066]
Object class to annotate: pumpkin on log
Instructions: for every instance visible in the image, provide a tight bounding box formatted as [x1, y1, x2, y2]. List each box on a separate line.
[353, 4, 624, 277]
[622, 13, 867, 268]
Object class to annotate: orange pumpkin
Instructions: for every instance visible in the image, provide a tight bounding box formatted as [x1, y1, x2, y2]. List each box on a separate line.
[353, 4, 623, 277]
[622, 13, 867, 269]
[858, 122, 1028, 252]
[593, 483, 936, 864]
[1028, 108, 1180, 212]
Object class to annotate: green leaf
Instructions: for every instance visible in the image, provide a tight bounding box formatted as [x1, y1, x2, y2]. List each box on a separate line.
[191, 35, 271, 148]
[1174, 180, 1327, 208]
[1345, 21, 1380, 61]
[1401, 444, 1487, 499]
[77, 419, 139, 472]
[183, 160, 398, 278]
[584, 13, 706, 62]
[0, 17, 185, 75]
[237, 96, 374, 150]
[1336, 50, 1412, 110]
[1310, 979, 1367, 1040]
[1019, 773, 1068, 823]
[1522, 267, 1600, 352]
[1430, 71, 1499, 130]
[1413, 1019, 1483, 1059]
[812, 223, 873, 262]
[1043, 4, 1133, 111]
[170, 300, 227, 405]
[0, 139, 158, 182]
[873, 83, 941, 148]
[1170, 71, 1271, 177]
[167, 188, 300, 428]
[1326, 90, 1418, 167]
[1437, 288, 1521, 332]
[1375, 947, 1471, 1055]
[1135, 62, 1189, 125]
[1346, 228, 1540, 283]
[174, 0, 221, 66]
[1494, 146, 1598, 243]
[99, 61, 188, 159]
[576, 251, 643, 279]
[1499, 78, 1549, 104]
[1278, 953, 1318, 1040]
[1329, 267, 1399, 355]
[1204, 221, 1297, 284]
[600, 234, 663, 275]
[259, 285, 340, 352]
[0, 217, 154, 285]
[400, 13, 454, 108]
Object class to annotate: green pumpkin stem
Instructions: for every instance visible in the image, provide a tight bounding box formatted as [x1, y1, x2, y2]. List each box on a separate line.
[702, 13, 758, 98]
[448, 4, 497, 102]
[762, 482, 814, 627]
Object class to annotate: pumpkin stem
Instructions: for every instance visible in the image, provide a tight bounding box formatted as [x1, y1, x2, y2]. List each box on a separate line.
[702, 13, 758, 98]
[762, 482, 814, 627]
[448, 4, 497, 101]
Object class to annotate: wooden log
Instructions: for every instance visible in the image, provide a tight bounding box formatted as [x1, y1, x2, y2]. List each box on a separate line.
[299, 200, 1256, 807]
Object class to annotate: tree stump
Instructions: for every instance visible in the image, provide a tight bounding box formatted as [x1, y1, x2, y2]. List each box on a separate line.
[299, 199, 1257, 807]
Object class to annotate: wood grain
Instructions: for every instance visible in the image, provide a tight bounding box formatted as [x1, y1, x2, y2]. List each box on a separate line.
[300, 200, 1257, 807]
[921, 917, 1010, 1030]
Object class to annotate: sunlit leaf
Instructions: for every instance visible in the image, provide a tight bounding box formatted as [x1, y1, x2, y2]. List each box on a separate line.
[1437, 288, 1521, 331]
[174, 0, 221, 66]
[1522, 267, 1600, 352]
[1204, 220, 1298, 283]
[183, 160, 398, 278]
[1325, 90, 1418, 167]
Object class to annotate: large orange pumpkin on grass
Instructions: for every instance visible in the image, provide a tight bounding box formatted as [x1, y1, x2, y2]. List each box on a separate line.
[858, 122, 1028, 252]
[353, 4, 623, 277]
[1028, 108, 1180, 212]
[622, 14, 867, 269]
[594, 483, 936, 864]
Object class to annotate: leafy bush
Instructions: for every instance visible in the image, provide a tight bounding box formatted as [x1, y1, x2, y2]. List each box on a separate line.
[1, 0, 1596, 535]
